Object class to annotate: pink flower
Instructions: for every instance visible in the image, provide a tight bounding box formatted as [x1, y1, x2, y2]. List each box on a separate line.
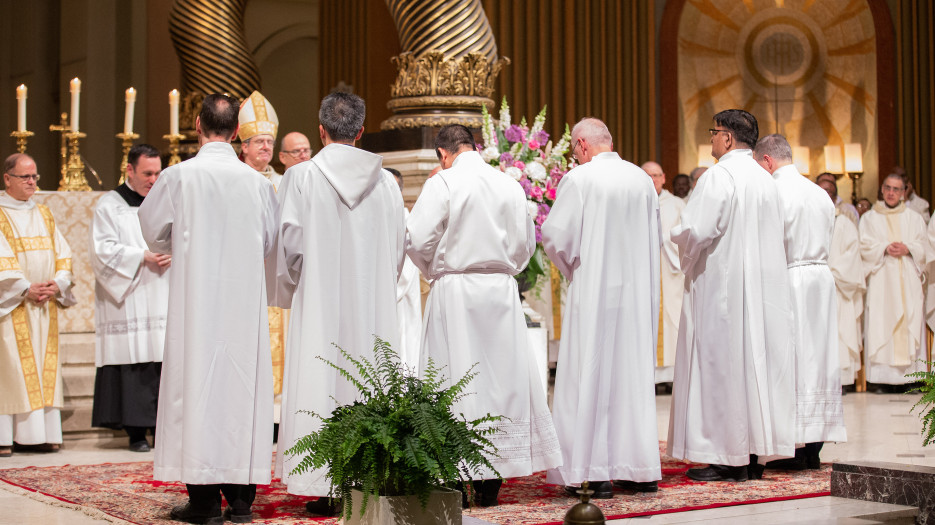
[514, 161, 526, 171]
[528, 140, 540, 150]
[531, 185, 543, 200]
[546, 187, 556, 200]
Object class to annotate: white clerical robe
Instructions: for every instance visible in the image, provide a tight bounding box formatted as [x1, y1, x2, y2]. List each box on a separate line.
[656, 189, 685, 384]
[829, 209, 865, 386]
[271, 143, 405, 496]
[835, 197, 860, 227]
[926, 218, 935, 334]
[543, 151, 661, 485]
[396, 208, 422, 371]
[668, 149, 794, 466]
[139, 141, 277, 485]
[0, 193, 76, 445]
[859, 201, 928, 384]
[906, 193, 930, 224]
[773, 164, 845, 444]
[90, 189, 169, 367]
[257, 163, 287, 413]
[409, 151, 562, 480]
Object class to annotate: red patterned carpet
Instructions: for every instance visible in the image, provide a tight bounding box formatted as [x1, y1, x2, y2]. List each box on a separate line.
[0, 446, 830, 524]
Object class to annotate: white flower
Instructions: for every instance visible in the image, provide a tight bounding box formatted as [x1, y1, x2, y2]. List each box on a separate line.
[526, 200, 539, 219]
[499, 97, 511, 130]
[505, 166, 523, 181]
[481, 146, 500, 162]
[525, 161, 547, 182]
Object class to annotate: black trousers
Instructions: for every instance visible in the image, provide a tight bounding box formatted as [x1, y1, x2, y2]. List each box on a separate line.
[186, 483, 257, 513]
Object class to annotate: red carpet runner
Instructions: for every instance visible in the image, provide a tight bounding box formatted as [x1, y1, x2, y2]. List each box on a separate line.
[0, 447, 829, 524]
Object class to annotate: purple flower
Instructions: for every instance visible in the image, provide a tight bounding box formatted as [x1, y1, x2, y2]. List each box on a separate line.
[504, 125, 526, 144]
[519, 177, 533, 196]
[535, 226, 543, 244]
[499, 152, 514, 167]
[538, 203, 551, 215]
[534, 130, 549, 144]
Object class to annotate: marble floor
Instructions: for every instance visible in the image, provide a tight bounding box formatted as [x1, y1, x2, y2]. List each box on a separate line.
[0, 391, 930, 524]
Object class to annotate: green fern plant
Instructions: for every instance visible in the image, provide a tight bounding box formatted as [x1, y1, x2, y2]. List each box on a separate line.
[286, 336, 502, 520]
[907, 360, 935, 446]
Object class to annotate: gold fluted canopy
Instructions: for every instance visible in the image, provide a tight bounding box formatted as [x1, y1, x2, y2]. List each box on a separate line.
[382, 0, 508, 130]
[169, 0, 260, 130]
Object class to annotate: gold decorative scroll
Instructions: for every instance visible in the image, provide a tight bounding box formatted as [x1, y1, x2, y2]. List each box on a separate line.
[169, 0, 260, 108]
[382, 0, 508, 130]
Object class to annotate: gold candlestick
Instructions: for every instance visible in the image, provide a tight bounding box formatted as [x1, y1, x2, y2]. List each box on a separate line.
[116, 132, 140, 185]
[10, 131, 34, 153]
[59, 132, 91, 191]
[50, 113, 70, 187]
[163, 133, 185, 166]
[848, 171, 863, 205]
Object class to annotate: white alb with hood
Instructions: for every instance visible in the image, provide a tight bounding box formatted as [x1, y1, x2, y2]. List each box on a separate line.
[270, 143, 406, 496]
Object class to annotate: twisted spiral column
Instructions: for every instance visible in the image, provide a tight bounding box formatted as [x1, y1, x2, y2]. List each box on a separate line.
[385, 0, 498, 61]
[168, 0, 260, 101]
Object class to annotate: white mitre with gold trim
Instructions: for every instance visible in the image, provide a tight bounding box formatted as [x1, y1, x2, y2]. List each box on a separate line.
[238, 90, 279, 141]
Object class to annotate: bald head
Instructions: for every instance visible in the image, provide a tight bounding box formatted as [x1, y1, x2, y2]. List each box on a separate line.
[570, 118, 613, 164]
[753, 133, 793, 174]
[642, 161, 665, 195]
[279, 131, 312, 170]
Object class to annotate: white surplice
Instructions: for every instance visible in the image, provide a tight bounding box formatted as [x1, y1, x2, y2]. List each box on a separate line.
[139, 142, 278, 485]
[409, 151, 562, 480]
[835, 197, 860, 227]
[859, 201, 928, 385]
[656, 189, 685, 384]
[270, 143, 405, 496]
[668, 149, 795, 466]
[0, 193, 75, 446]
[829, 209, 865, 385]
[90, 189, 169, 367]
[396, 209, 422, 370]
[906, 193, 931, 224]
[773, 165, 845, 444]
[543, 151, 661, 485]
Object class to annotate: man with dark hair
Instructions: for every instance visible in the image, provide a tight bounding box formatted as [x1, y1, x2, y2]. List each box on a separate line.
[90, 144, 170, 453]
[139, 93, 279, 524]
[860, 172, 928, 390]
[672, 173, 691, 199]
[269, 91, 406, 515]
[409, 124, 561, 506]
[668, 110, 794, 482]
[816, 172, 859, 225]
[754, 134, 846, 470]
[0, 153, 76, 459]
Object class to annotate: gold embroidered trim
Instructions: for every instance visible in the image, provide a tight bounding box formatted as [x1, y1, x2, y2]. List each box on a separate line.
[55, 258, 72, 272]
[269, 306, 284, 396]
[0, 256, 19, 271]
[43, 302, 58, 406]
[11, 305, 42, 410]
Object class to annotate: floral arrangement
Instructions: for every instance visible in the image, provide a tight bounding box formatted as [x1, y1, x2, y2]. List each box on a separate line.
[480, 98, 573, 291]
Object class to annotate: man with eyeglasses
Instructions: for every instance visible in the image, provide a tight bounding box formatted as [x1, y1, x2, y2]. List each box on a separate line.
[90, 144, 170, 453]
[816, 172, 860, 226]
[0, 153, 76, 458]
[278, 132, 312, 171]
[859, 172, 928, 392]
[668, 109, 794, 482]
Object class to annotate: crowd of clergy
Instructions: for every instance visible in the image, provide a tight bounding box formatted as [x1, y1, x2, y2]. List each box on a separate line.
[0, 87, 931, 525]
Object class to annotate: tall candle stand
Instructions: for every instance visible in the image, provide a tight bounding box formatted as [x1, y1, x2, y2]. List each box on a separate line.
[10, 130, 34, 153]
[116, 132, 139, 185]
[848, 171, 863, 205]
[59, 132, 91, 191]
[163, 133, 185, 166]
[49, 113, 70, 187]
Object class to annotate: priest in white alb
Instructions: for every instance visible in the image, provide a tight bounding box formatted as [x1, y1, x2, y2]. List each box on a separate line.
[139, 94, 278, 525]
[860, 172, 928, 387]
[544, 119, 661, 496]
[409, 124, 562, 506]
[90, 144, 170, 453]
[668, 110, 794, 482]
[388, 167, 422, 370]
[642, 161, 685, 386]
[817, 178, 865, 386]
[0, 153, 75, 458]
[268, 92, 406, 516]
[754, 134, 846, 471]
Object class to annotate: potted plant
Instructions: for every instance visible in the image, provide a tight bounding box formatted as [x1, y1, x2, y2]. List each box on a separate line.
[907, 361, 935, 446]
[286, 337, 502, 523]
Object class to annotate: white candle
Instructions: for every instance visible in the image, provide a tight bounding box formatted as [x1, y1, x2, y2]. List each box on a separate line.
[15, 84, 26, 132]
[844, 143, 863, 173]
[69, 77, 81, 132]
[169, 89, 180, 136]
[124, 87, 136, 135]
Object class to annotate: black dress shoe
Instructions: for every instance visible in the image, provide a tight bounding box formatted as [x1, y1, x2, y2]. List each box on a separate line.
[305, 497, 341, 516]
[479, 479, 502, 507]
[564, 481, 614, 499]
[223, 506, 253, 523]
[686, 464, 748, 482]
[764, 455, 807, 471]
[170, 503, 223, 525]
[129, 440, 151, 453]
[613, 480, 659, 492]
